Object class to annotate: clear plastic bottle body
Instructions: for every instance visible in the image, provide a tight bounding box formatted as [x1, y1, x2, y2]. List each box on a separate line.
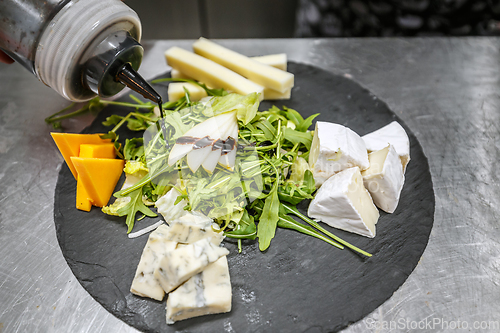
[0, 0, 68, 73]
[0, 0, 143, 102]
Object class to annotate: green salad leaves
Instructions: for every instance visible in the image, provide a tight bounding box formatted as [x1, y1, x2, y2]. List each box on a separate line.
[50, 81, 371, 257]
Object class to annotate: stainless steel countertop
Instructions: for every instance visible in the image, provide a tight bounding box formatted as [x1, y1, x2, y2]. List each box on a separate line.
[1, 38, 499, 333]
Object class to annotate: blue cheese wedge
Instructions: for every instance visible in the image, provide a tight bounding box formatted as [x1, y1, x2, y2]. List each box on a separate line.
[130, 225, 177, 301]
[362, 121, 410, 171]
[165, 211, 224, 245]
[166, 256, 232, 324]
[309, 122, 369, 187]
[308, 167, 379, 238]
[362, 145, 405, 213]
[154, 238, 229, 293]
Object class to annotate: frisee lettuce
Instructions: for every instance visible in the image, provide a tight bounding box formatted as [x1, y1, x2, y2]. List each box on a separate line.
[57, 85, 372, 256]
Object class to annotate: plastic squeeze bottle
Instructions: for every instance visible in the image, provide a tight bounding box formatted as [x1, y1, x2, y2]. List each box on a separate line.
[0, 0, 162, 105]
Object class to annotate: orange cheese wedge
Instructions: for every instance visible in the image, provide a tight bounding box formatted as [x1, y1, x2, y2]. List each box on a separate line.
[71, 157, 124, 208]
[51, 133, 110, 180]
[79, 143, 116, 159]
[76, 143, 117, 211]
[76, 179, 92, 212]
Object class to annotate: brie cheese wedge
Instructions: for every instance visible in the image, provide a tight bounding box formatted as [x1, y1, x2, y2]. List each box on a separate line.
[166, 256, 231, 324]
[362, 145, 404, 213]
[309, 122, 369, 187]
[362, 121, 410, 171]
[308, 167, 379, 238]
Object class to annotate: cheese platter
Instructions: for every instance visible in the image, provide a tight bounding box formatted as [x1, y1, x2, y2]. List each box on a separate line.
[53, 61, 434, 332]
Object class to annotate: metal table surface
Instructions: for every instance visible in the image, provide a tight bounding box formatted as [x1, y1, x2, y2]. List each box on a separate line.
[1, 38, 499, 333]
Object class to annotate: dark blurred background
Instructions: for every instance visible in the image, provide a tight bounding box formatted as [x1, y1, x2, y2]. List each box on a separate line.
[125, 0, 500, 39]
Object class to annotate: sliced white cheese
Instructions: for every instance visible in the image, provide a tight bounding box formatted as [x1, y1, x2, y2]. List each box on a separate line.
[155, 187, 187, 222]
[308, 167, 379, 238]
[130, 225, 177, 301]
[361, 145, 405, 213]
[165, 211, 224, 245]
[309, 122, 369, 187]
[362, 121, 410, 171]
[168, 82, 207, 102]
[165, 46, 264, 100]
[166, 256, 232, 324]
[154, 238, 229, 293]
[192, 37, 294, 94]
[251, 53, 287, 71]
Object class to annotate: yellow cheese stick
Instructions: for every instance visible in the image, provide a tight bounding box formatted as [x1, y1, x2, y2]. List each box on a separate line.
[170, 69, 290, 100]
[192, 37, 293, 93]
[172, 54, 286, 79]
[263, 87, 291, 100]
[165, 46, 264, 101]
[170, 69, 191, 79]
[251, 54, 287, 71]
[168, 82, 208, 102]
[170, 71, 290, 101]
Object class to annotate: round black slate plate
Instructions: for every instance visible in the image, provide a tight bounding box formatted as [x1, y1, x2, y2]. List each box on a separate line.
[54, 62, 434, 333]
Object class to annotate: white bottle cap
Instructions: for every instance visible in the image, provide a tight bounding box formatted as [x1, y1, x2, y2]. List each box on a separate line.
[34, 0, 141, 101]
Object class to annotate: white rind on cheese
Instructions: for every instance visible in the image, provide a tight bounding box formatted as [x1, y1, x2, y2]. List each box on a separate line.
[192, 37, 294, 94]
[166, 256, 232, 324]
[165, 46, 264, 100]
[308, 167, 379, 238]
[154, 238, 229, 293]
[251, 53, 287, 71]
[130, 225, 177, 301]
[168, 82, 207, 102]
[309, 122, 369, 187]
[362, 121, 410, 171]
[155, 187, 187, 223]
[362, 145, 405, 213]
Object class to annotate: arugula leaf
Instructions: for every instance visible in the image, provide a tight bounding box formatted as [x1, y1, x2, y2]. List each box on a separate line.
[281, 106, 303, 126]
[282, 203, 372, 257]
[123, 138, 144, 161]
[256, 188, 280, 251]
[45, 97, 104, 129]
[225, 210, 257, 240]
[283, 127, 313, 149]
[115, 188, 157, 233]
[297, 113, 320, 132]
[277, 206, 343, 249]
